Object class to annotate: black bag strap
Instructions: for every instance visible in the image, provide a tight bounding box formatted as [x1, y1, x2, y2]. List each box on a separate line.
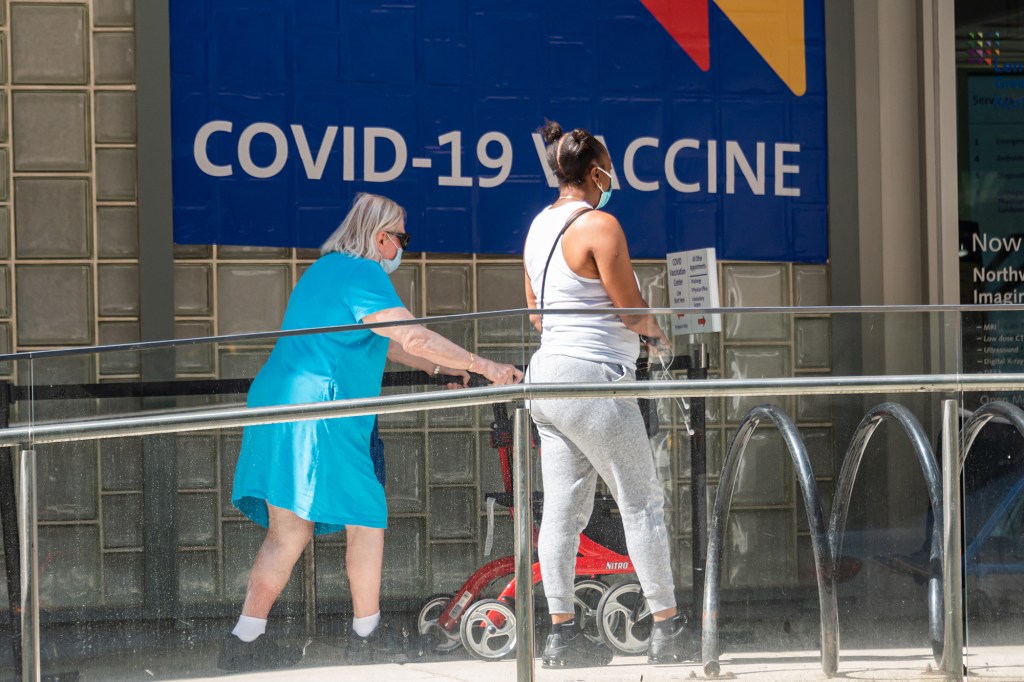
[539, 206, 594, 311]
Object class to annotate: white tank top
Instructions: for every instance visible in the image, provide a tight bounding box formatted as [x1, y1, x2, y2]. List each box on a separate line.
[524, 201, 640, 368]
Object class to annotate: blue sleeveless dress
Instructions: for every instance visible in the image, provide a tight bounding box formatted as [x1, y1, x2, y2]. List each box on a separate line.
[232, 252, 403, 534]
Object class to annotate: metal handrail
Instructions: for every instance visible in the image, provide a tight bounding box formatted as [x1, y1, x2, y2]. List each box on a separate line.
[0, 302, 1019, 362]
[3, 374, 1024, 447]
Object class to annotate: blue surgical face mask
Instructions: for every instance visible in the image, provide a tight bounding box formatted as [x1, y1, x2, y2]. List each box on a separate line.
[381, 235, 403, 274]
[381, 248, 402, 274]
[594, 167, 613, 210]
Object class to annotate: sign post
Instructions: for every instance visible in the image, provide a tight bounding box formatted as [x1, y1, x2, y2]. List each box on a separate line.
[666, 247, 720, 627]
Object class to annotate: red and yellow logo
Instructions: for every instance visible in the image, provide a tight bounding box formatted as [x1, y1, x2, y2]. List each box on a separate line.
[640, 0, 807, 96]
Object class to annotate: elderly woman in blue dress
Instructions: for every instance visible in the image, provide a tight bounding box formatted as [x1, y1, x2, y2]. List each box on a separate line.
[218, 193, 523, 671]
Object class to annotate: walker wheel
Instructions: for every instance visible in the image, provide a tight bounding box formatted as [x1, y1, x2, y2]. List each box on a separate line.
[572, 579, 609, 643]
[459, 599, 517, 661]
[416, 593, 463, 653]
[596, 580, 651, 655]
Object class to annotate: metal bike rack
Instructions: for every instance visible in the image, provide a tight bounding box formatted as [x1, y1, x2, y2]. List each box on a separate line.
[959, 400, 1024, 474]
[827, 402, 945, 670]
[701, 398, 1024, 680]
[703, 401, 948, 679]
[701, 404, 836, 678]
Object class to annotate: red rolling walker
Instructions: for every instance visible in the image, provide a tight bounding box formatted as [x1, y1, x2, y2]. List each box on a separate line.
[416, 402, 652, 661]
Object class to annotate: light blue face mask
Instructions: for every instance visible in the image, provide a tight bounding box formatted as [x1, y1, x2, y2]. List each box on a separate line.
[594, 167, 613, 210]
[381, 248, 402, 274]
[381, 235, 403, 274]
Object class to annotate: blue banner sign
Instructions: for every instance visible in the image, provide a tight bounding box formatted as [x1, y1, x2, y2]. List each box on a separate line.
[170, 0, 827, 261]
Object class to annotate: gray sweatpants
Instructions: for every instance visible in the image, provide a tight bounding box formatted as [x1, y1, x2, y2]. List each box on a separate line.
[527, 348, 677, 615]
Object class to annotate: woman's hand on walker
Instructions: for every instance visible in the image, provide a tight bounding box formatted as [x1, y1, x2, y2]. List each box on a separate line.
[476, 358, 524, 385]
[439, 366, 471, 389]
[642, 334, 673, 365]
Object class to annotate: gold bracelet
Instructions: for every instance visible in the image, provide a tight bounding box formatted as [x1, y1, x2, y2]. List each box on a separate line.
[468, 353, 476, 371]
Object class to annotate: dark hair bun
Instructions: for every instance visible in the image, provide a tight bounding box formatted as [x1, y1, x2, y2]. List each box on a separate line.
[539, 119, 608, 188]
[540, 120, 564, 145]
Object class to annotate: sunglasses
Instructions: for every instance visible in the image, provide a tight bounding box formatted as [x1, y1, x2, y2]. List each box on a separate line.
[386, 231, 411, 249]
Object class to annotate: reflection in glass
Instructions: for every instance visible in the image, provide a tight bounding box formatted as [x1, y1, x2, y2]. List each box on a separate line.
[726, 510, 794, 588]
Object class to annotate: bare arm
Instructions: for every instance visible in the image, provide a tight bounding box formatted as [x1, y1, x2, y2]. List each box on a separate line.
[364, 307, 523, 385]
[387, 340, 470, 386]
[524, 267, 542, 333]
[586, 213, 670, 347]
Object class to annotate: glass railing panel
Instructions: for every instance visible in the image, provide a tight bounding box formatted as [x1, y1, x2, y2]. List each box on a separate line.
[9, 313, 530, 680]
[3, 307, 1010, 679]
[960, 307, 1024, 675]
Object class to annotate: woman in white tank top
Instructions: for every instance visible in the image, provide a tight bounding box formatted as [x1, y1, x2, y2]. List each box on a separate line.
[523, 129, 669, 358]
[523, 121, 697, 669]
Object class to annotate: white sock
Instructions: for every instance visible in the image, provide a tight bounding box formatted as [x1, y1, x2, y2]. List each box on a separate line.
[232, 615, 267, 643]
[352, 612, 381, 638]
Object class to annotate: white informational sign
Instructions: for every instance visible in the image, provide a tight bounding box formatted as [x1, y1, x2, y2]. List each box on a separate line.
[962, 74, 1024, 409]
[967, 74, 1024, 303]
[666, 248, 722, 335]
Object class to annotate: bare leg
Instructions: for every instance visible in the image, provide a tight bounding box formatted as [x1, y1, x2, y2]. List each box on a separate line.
[346, 525, 384, 618]
[652, 607, 677, 621]
[241, 503, 314, 619]
[551, 606, 677, 627]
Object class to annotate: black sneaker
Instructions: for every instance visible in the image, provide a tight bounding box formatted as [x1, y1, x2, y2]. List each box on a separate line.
[345, 622, 412, 664]
[541, 620, 614, 669]
[216, 634, 303, 672]
[647, 614, 697, 664]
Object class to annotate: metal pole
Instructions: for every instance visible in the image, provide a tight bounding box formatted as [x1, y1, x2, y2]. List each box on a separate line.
[0, 383, 23, 678]
[688, 343, 708, 629]
[302, 543, 317, 640]
[17, 448, 39, 682]
[513, 407, 535, 682]
[136, 0, 181, 627]
[941, 399, 964, 681]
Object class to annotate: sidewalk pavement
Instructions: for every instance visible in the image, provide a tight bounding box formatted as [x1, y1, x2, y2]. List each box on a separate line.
[64, 640, 1024, 681]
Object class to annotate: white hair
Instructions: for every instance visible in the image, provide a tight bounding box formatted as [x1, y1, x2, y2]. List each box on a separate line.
[320, 193, 406, 259]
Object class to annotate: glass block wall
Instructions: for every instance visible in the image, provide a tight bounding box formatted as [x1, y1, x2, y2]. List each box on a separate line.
[172, 257, 832, 607]
[0, 0, 834, 614]
[0, 0, 143, 611]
